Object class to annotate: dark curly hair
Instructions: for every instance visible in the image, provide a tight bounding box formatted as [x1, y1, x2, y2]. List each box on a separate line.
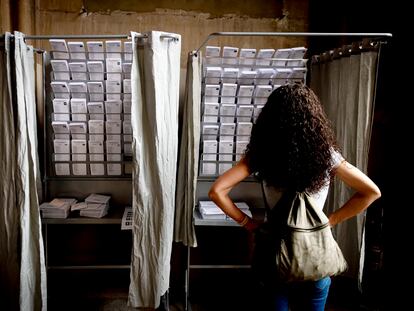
[245, 83, 338, 193]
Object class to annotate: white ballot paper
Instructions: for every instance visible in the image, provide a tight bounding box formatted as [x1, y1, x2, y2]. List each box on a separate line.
[106, 58, 122, 81]
[237, 85, 254, 104]
[70, 98, 87, 121]
[205, 46, 221, 65]
[53, 99, 70, 121]
[203, 103, 219, 123]
[204, 84, 220, 103]
[71, 139, 87, 161]
[105, 120, 122, 134]
[238, 70, 256, 85]
[106, 41, 122, 59]
[68, 41, 86, 60]
[236, 106, 254, 122]
[106, 80, 121, 100]
[53, 139, 70, 156]
[123, 79, 131, 93]
[87, 61, 104, 81]
[105, 101, 122, 120]
[202, 124, 219, 141]
[219, 141, 234, 161]
[202, 140, 218, 161]
[69, 122, 87, 140]
[123, 121, 132, 134]
[69, 82, 87, 99]
[90, 164, 105, 176]
[87, 41, 104, 60]
[272, 48, 292, 67]
[87, 81, 104, 101]
[49, 39, 69, 59]
[124, 41, 133, 61]
[68, 62, 87, 81]
[236, 122, 253, 141]
[55, 163, 70, 175]
[220, 104, 236, 123]
[51, 60, 70, 80]
[51, 82, 70, 99]
[235, 141, 249, 161]
[256, 49, 275, 66]
[255, 68, 275, 85]
[220, 83, 237, 104]
[72, 163, 87, 175]
[254, 85, 273, 104]
[219, 123, 235, 142]
[239, 48, 256, 70]
[287, 47, 307, 67]
[88, 141, 104, 154]
[52, 121, 70, 139]
[107, 164, 122, 175]
[222, 46, 239, 65]
[222, 68, 239, 84]
[123, 100, 131, 114]
[273, 68, 292, 85]
[123, 63, 132, 79]
[87, 102, 104, 120]
[288, 67, 307, 82]
[205, 67, 222, 84]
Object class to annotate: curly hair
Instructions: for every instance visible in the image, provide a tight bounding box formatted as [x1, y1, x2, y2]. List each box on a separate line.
[245, 83, 338, 193]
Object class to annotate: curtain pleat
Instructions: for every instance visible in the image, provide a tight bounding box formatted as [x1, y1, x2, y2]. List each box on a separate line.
[0, 31, 46, 311]
[311, 50, 378, 286]
[128, 31, 181, 308]
[174, 52, 202, 247]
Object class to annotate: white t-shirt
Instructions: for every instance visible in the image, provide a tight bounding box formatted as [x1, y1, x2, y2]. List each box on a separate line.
[263, 151, 344, 210]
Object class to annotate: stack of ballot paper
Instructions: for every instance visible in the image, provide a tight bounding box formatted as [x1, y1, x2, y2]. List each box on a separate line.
[40, 198, 77, 219]
[198, 201, 252, 221]
[79, 193, 111, 218]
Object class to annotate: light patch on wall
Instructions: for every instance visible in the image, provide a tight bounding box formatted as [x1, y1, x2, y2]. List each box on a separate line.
[83, 0, 284, 19]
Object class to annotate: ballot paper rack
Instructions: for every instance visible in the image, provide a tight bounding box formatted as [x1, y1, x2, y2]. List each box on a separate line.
[198, 45, 308, 177]
[46, 39, 134, 177]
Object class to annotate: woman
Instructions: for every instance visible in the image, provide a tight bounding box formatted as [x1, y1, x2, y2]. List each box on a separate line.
[208, 83, 381, 310]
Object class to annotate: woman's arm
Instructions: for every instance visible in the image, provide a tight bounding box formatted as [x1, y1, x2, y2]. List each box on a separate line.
[208, 157, 257, 231]
[329, 160, 381, 227]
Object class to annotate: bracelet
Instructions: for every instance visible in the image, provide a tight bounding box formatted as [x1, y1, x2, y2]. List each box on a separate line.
[238, 215, 249, 227]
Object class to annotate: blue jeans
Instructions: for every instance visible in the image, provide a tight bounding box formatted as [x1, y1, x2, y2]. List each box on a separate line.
[272, 277, 331, 311]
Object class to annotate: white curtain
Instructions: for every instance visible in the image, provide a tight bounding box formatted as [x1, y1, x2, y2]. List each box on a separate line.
[128, 31, 181, 308]
[311, 49, 379, 286]
[0, 31, 47, 310]
[174, 52, 202, 247]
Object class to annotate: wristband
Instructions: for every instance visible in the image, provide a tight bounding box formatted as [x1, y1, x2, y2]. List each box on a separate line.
[238, 215, 249, 227]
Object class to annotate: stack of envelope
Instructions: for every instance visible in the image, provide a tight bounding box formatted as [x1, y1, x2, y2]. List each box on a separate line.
[79, 193, 111, 218]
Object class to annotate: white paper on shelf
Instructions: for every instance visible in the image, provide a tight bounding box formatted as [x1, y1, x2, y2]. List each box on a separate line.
[219, 141, 234, 161]
[255, 68, 275, 85]
[53, 112, 70, 121]
[49, 39, 68, 52]
[236, 122, 253, 137]
[202, 124, 219, 140]
[54, 154, 70, 161]
[122, 100, 131, 114]
[87, 60, 104, 80]
[239, 48, 256, 69]
[123, 114, 131, 121]
[204, 84, 220, 103]
[53, 98, 70, 113]
[68, 122, 87, 134]
[254, 85, 273, 104]
[205, 67, 222, 84]
[53, 139, 70, 154]
[67, 42, 86, 59]
[106, 58, 122, 72]
[106, 41, 122, 58]
[88, 120, 104, 134]
[90, 154, 104, 161]
[72, 163, 87, 175]
[51, 60, 69, 72]
[87, 81, 104, 101]
[105, 80, 121, 100]
[256, 48, 275, 66]
[201, 162, 216, 175]
[288, 67, 307, 80]
[88, 141, 104, 154]
[52, 51, 69, 60]
[72, 154, 87, 161]
[235, 141, 249, 161]
[218, 163, 233, 174]
[220, 83, 237, 104]
[105, 120, 122, 134]
[107, 153, 121, 161]
[69, 82, 87, 99]
[222, 68, 239, 84]
[89, 134, 104, 141]
[287, 47, 307, 67]
[236, 106, 253, 119]
[51, 81, 70, 99]
[53, 71, 70, 81]
[106, 134, 121, 141]
[123, 79, 131, 93]
[71, 139, 87, 155]
[124, 134, 132, 142]
[85, 193, 111, 204]
[272, 48, 292, 67]
[105, 100, 122, 114]
[238, 70, 256, 85]
[205, 46, 221, 57]
[124, 143, 132, 154]
[219, 123, 235, 142]
[55, 163, 70, 175]
[204, 57, 221, 65]
[123, 121, 132, 134]
[220, 104, 236, 123]
[124, 41, 133, 61]
[237, 85, 254, 104]
[123, 94, 131, 101]
[87, 41, 105, 60]
[52, 121, 69, 134]
[107, 163, 122, 175]
[87, 101, 104, 114]
[202, 140, 218, 161]
[273, 68, 292, 85]
[123, 62, 132, 72]
[70, 98, 87, 114]
[222, 46, 239, 65]
[203, 103, 219, 123]
[90, 164, 105, 175]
